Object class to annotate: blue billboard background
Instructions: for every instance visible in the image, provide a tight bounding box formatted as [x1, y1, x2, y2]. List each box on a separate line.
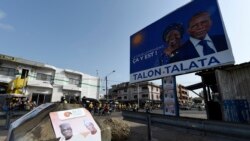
[130, 0, 234, 83]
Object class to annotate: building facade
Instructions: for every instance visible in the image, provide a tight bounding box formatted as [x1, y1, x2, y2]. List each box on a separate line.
[109, 81, 161, 107]
[0, 54, 100, 105]
[176, 84, 190, 106]
[108, 81, 191, 108]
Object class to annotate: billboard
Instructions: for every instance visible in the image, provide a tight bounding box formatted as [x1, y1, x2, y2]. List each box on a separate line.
[130, 0, 234, 83]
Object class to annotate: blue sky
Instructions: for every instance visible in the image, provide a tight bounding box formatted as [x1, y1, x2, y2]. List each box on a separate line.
[0, 0, 249, 95]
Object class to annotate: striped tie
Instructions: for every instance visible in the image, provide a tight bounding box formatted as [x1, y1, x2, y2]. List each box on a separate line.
[199, 40, 215, 55]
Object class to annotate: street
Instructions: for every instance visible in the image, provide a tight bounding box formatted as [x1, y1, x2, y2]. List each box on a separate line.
[95, 110, 244, 141]
[135, 108, 207, 119]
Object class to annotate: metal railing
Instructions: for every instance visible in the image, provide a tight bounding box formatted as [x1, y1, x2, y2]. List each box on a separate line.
[122, 110, 250, 140]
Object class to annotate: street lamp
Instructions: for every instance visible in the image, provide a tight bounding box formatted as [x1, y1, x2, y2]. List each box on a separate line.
[105, 70, 115, 102]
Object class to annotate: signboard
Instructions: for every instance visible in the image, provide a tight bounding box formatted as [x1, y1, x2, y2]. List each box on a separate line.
[130, 0, 234, 83]
[162, 76, 179, 116]
[49, 108, 101, 141]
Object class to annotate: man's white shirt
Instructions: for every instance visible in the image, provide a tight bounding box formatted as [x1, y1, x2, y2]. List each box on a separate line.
[190, 34, 216, 56]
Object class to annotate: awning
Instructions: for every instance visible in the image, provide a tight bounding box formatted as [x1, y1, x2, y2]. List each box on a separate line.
[62, 85, 81, 92]
[0, 94, 27, 98]
[184, 82, 204, 98]
[64, 69, 82, 75]
[184, 82, 203, 91]
[27, 80, 53, 88]
[0, 75, 15, 83]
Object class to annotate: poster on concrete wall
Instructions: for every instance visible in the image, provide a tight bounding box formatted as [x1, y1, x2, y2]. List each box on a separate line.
[223, 99, 250, 122]
[49, 108, 101, 141]
[163, 76, 179, 116]
[130, 0, 234, 83]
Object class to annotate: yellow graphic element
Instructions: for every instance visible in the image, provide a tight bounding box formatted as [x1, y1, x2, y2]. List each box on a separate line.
[132, 33, 143, 46]
[81, 131, 90, 138]
[7, 76, 28, 94]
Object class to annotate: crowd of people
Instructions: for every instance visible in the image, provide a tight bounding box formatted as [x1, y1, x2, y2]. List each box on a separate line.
[0, 94, 159, 114]
[1, 95, 159, 114]
[0, 96, 37, 112]
[81, 97, 115, 116]
[79, 96, 159, 115]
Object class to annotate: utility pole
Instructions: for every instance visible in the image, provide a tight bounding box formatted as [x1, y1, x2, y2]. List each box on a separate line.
[105, 76, 108, 101]
[105, 70, 115, 102]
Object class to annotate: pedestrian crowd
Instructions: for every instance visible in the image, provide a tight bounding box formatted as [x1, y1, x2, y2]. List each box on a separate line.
[59, 96, 160, 116]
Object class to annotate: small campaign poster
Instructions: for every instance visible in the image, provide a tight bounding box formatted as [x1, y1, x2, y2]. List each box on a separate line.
[49, 108, 101, 141]
[162, 76, 179, 116]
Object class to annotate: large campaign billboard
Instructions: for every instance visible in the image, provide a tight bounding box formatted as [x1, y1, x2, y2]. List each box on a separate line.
[130, 0, 234, 83]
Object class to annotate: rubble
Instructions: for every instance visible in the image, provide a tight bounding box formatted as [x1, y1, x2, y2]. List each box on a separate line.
[102, 118, 130, 141]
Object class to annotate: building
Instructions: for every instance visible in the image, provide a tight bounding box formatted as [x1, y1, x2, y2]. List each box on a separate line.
[108, 81, 191, 107]
[176, 84, 190, 106]
[109, 81, 161, 107]
[0, 54, 100, 105]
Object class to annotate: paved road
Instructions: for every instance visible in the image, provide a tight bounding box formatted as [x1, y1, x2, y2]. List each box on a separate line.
[136, 108, 207, 119]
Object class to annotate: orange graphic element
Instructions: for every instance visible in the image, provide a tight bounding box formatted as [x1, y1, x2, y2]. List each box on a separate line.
[132, 33, 143, 46]
[64, 112, 72, 117]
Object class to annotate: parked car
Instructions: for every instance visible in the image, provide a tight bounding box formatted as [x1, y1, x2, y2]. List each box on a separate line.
[198, 104, 205, 111]
[179, 105, 191, 110]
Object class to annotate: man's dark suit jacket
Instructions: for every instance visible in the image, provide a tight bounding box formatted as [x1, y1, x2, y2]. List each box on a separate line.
[169, 35, 229, 63]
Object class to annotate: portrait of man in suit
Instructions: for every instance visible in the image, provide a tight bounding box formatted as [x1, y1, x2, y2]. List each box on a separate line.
[176, 11, 229, 61]
[59, 123, 73, 141]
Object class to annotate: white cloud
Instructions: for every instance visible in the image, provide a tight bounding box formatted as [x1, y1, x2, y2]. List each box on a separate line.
[0, 23, 15, 31]
[0, 10, 14, 31]
[0, 10, 6, 20]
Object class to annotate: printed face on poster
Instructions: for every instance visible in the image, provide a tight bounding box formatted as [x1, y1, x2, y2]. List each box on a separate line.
[130, 0, 234, 83]
[49, 108, 101, 141]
